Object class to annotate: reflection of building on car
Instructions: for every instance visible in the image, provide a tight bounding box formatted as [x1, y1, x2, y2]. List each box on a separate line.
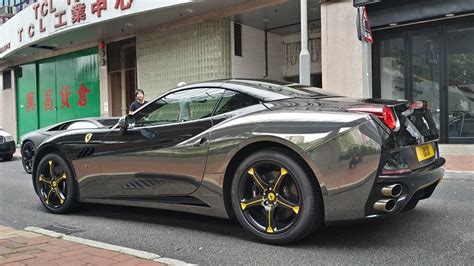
[30, 79, 445, 245]
[0, 129, 15, 161]
[20, 117, 119, 174]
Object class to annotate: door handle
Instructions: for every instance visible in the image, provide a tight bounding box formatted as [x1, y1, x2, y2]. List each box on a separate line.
[194, 137, 208, 147]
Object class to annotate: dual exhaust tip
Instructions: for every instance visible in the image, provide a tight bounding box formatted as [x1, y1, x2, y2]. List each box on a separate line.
[374, 184, 403, 213]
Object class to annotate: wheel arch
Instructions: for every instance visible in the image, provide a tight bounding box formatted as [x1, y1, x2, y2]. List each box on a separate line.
[222, 140, 324, 220]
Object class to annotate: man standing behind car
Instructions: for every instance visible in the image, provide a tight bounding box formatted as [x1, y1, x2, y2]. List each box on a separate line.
[129, 89, 148, 114]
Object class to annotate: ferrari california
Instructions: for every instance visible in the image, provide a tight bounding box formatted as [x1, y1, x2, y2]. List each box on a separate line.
[31, 79, 445, 244]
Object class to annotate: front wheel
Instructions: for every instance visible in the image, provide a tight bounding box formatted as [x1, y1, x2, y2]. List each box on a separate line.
[35, 153, 79, 214]
[21, 141, 35, 174]
[231, 149, 323, 244]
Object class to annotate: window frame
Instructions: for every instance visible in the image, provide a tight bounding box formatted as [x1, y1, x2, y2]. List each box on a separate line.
[212, 89, 261, 116]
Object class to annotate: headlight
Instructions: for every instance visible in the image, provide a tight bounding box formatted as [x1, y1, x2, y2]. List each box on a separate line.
[4, 136, 14, 142]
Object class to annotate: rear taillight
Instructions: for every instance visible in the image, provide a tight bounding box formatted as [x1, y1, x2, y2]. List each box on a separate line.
[347, 105, 399, 131]
[382, 106, 398, 131]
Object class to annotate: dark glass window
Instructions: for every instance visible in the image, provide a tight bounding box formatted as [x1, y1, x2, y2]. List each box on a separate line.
[234, 23, 242, 57]
[215, 90, 259, 115]
[2, 71, 11, 90]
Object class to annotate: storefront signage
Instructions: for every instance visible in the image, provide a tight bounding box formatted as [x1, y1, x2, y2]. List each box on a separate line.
[0, 43, 10, 54]
[357, 6, 373, 43]
[0, 0, 193, 59]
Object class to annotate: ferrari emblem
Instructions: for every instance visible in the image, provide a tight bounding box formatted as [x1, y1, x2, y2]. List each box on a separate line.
[85, 133, 93, 143]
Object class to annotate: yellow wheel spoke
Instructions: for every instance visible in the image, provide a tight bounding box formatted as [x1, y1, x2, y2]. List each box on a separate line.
[48, 160, 55, 179]
[55, 188, 65, 205]
[57, 173, 67, 183]
[240, 197, 264, 210]
[272, 168, 288, 191]
[276, 197, 300, 214]
[45, 188, 54, 205]
[266, 207, 274, 233]
[38, 175, 51, 185]
[247, 168, 268, 191]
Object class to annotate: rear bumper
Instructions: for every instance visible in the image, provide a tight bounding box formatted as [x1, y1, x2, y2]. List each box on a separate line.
[364, 157, 445, 218]
[0, 141, 15, 155]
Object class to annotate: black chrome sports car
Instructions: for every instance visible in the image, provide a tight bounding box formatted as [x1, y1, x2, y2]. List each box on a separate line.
[21, 118, 119, 174]
[31, 79, 445, 244]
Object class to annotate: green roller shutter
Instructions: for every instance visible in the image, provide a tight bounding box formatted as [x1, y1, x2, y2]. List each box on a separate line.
[16, 63, 39, 139]
[38, 59, 57, 128]
[16, 48, 100, 139]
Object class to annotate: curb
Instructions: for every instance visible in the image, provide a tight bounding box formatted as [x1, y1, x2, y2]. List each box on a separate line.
[24, 227, 193, 266]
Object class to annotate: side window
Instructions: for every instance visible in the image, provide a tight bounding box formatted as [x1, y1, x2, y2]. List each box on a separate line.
[135, 88, 224, 127]
[214, 90, 260, 115]
[66, 121, 98, 130]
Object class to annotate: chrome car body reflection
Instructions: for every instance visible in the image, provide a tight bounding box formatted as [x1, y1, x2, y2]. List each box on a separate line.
[31, 79, 445, 244]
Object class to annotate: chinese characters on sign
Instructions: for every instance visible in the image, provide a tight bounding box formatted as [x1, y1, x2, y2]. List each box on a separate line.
[17, 0, 135, 43]
[33, 84, 91, 112]
[77, 84, 91, 107]
[60, 86, 71, 109]
[26, 92, 35, 112]
[44, 88, 53, 111]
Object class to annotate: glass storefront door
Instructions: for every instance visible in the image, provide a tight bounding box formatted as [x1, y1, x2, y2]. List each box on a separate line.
[447, 26, 474, 140]
[374, 19, 474, 143]
[412, 31, 441, 130]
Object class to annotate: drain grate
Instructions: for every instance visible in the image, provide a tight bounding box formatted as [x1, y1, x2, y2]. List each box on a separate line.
[42, 224, 84, 235]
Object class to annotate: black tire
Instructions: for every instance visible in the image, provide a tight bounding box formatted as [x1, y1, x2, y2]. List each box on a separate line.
[2, 154, 13, 161]
[231, 149, 323, 244]
[35, 153, 79, 214]
[21, 141, 35, 174]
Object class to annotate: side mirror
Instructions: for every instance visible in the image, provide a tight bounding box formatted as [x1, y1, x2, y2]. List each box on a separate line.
[118, 115, 135, 129]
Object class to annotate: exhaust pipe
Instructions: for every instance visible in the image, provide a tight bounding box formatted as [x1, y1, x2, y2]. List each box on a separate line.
[374, 199, 397, 213]
[381, 184, 403, 198]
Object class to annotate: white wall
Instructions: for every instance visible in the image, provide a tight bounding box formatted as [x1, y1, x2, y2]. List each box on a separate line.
[231, 23, 283, 81]
[321, 0, 365, 97]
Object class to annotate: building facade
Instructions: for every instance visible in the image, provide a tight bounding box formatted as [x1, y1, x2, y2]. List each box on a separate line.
[0, 0, 325, 142]
[3, 0, 471, 144]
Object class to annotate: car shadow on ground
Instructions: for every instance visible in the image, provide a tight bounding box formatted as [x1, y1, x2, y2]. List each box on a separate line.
[73, 202, 442, 247]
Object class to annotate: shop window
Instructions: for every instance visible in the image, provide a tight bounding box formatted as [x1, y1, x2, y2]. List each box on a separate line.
[379, 37, 405, 100]
[234, 23, 242, 57]
[2, 71, 11, 90]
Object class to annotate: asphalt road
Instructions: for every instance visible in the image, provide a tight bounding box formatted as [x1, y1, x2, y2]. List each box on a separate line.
[0, 157, 472, 265]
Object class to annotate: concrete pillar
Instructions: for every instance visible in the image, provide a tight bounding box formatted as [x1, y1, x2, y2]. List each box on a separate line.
[321, 0, 370, 98]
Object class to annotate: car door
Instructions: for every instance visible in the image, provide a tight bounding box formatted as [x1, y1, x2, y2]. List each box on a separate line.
[99, 87, 224, 198]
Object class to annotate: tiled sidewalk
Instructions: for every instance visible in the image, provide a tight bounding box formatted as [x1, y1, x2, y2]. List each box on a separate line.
[0, 226, 163, 266]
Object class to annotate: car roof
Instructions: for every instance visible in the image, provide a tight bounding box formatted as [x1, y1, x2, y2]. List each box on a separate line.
[166, 79, 335, 102]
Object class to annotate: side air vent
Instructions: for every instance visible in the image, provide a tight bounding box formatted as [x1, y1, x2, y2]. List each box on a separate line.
[77, 147, 96, 158]
[123, 179, 165, 189]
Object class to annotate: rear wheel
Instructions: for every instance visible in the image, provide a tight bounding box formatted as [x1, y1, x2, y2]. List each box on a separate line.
[231, 149, 323, 244]
[35, 153, 79, 214]
[21, 141, 35, 174]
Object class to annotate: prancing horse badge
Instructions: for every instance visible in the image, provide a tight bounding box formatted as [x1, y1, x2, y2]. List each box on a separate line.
[85, 133, 93, 143]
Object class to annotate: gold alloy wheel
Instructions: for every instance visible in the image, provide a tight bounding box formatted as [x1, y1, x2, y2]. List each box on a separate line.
[38, 160, 68, 208]
[239, 162, 302, 234]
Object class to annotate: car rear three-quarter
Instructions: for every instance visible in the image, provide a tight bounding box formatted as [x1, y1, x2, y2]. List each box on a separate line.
[30, 79, 445, 245]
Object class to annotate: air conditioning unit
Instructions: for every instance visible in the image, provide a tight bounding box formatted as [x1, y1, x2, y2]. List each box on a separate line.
[0, 6, 14, 18]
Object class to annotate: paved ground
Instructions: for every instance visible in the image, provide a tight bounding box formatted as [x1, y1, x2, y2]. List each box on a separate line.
[0, 226, 163, 265]
[0, 154, 472, 265]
